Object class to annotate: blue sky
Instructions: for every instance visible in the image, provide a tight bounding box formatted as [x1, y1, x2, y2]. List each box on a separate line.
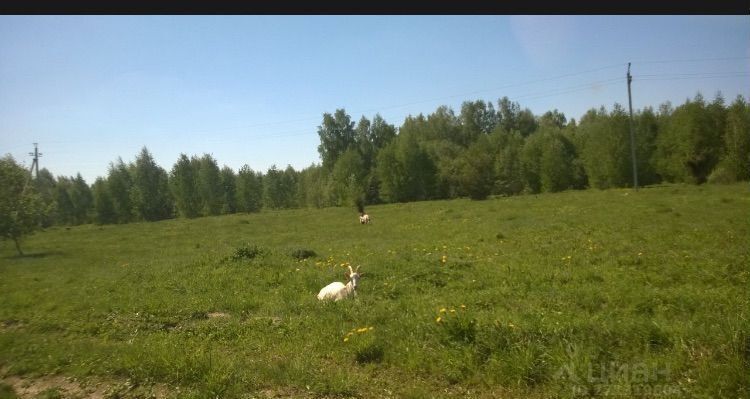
[1, 15, 748, 183]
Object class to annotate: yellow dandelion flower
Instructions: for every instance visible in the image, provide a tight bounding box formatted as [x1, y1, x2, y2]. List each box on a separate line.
[357, 327, 368, 333]
[638, 252, 643, 256]
[460, 304, 466, 309]
[450, 309, 456, 313]
[368, 327, 374, 331]
[508, 322, 515, 328]
[343, 337, 349, 342]
[436, 316, 442, 323]
[439, 308, 447, 313]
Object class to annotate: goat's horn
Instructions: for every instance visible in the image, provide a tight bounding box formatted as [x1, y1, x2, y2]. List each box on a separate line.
[348, 265, 354, 274]
[355, 265, 361, 272]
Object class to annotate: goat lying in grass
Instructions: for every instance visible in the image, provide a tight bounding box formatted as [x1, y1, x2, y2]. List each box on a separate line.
[359, 213, 370, 224]
[317, 265, 362, 301]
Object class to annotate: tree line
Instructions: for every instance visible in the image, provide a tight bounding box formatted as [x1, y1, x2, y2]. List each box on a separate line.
[2, 92, 749, 235]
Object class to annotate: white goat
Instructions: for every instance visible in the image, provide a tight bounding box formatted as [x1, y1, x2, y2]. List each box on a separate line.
[317, 265, 362, 301]
[359, 213, 370, 224]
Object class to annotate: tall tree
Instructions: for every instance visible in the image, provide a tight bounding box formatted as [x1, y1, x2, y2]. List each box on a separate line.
[0, 155, 45, 255]
[654, 93, 722, 183]
[263, 165, 285, 209]
[236, 165, 263, 213]
[317, 109, 356, 170]
[54, 177, 75, 225]
[220, 166, 237, 214]
[426, 106, 462, 143]
[369, 114, 397, 152]
[107, 158, 134, 223]
[197, 154, 222, 216]
[539, 109, 567, 129]
[453, 135, 496, 199]
[539, 130, 576, 192]
[634, 107, 660, 186]
[280, 165, 299, 209]
[92, 177, 116, 225]
[355, 116, 374, 171]
[459, 100, 497, 146]
[131, 147, 172, 221]
[712, 95, 750, 182]
[491, 128, 526, 195]
[578, 105, 631, 189]
[376, 132, 436, 203]
[33, 168, 58, 227]
[69, 173, 93, 225]
[170, 154, 201, 218]
[332, 148, 367, 207]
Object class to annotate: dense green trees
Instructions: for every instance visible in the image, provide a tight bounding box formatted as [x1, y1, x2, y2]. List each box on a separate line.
[317, 109, 356, 170]
[236, 165, 263, 213]
[0, 155, 46, 255]
[8, 91, 747, 233]
[92, 177, 116, 225]
[106, 158, 135, 223]
[711, 95, 750, 182]
[131, 147, 173, 221]
[169, 154, 201, 218]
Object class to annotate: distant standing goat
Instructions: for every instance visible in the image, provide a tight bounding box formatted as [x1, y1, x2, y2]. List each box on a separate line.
[317, 265, 363, 301]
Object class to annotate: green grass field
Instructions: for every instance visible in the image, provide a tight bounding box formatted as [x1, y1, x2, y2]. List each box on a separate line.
[1, 183, 748, 398]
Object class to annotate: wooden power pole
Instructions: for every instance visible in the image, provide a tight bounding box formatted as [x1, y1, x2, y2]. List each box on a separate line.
[627, 63, 639, 191]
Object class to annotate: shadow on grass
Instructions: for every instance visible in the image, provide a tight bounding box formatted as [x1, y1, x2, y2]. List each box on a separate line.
[3, 250, 64, 260]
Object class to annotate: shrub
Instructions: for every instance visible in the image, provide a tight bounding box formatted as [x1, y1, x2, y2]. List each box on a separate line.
[230, 244, 263, 261]
[355, 341, 385, 364]
[288, 248, 316, 260]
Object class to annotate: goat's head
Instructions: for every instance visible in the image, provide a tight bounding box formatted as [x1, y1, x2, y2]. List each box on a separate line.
[346, 265, 362, 290]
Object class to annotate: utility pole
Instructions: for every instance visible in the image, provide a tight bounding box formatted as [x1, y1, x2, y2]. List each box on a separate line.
[627, 63, 639, 191]
[28, 142, 42, 179]
[22, 143, 41, 194]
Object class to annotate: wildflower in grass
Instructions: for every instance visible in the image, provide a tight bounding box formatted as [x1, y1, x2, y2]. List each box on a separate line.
[436, 316, 442, 323]
[450, 309, 456, 313]
[460, 304, 466, 309]
[357, 327, 369, 333]
[441, 255, 447, 264]
[344, 337, 349, 342]
[638, 252, 643, 256]
[439, 308, 447, 313]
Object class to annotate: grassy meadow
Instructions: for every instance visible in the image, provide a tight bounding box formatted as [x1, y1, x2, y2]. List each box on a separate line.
[1, 183, 748, 398]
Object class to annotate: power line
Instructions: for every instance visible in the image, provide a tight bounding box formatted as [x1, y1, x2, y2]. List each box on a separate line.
[631, 56, 750, 65]
[637, 74, 750, 82]
[103, 62, 628, 139]
[638, 71, 750, 77]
